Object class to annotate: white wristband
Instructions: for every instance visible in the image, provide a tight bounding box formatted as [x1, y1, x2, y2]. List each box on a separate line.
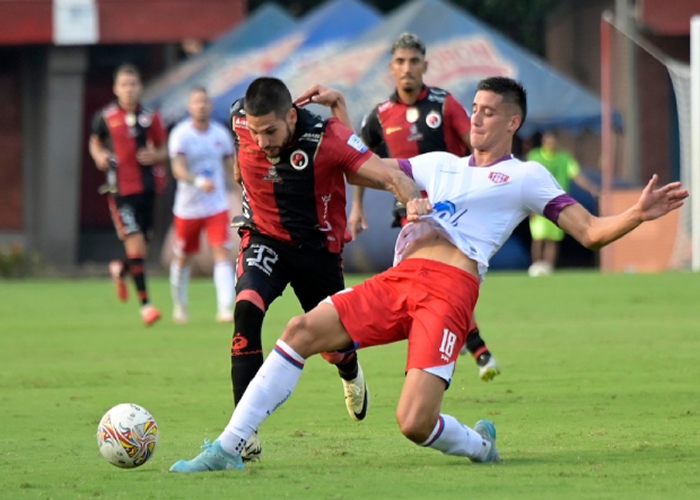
[193, 176, 208, 189]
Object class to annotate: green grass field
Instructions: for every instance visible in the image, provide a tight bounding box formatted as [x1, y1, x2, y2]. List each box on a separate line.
[1, 271, 699, 499]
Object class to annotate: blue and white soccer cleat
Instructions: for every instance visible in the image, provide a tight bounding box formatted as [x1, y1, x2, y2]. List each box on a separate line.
[471, 420, 501, 463]
[169, 439, 244, 473]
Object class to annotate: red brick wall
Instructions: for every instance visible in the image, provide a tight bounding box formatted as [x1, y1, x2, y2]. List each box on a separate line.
[0, 0, 246, 44]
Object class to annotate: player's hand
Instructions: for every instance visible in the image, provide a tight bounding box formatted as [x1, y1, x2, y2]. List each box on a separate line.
[95, 151, 111, 171]
[635, 174, 688, 221]
[294, 84, 344, 108]
[406, 198, 432, 222]
[348, 204, 368, 239]
[136, 146, 158, 165]
[194, 177, 216, 192]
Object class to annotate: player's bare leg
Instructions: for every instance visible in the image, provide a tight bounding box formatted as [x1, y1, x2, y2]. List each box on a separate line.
[397, 368, 499, 463]
[542, 239, 559, 273]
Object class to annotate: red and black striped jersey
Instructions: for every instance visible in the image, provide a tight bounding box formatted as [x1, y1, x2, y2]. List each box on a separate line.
[231, 101, 372, 253]
[361, 86, 470, 158]
[91, 103, 167, 196]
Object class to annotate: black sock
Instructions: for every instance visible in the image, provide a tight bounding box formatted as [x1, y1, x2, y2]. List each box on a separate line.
[127, 256, 149, 305]
[465, 327, 492, 366]
[336, 351, 359, 381]
[120, 258, 130, 277]
[231, 300, 265, 406]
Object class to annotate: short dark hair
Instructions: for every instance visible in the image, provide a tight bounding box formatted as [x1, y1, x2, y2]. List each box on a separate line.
[391, 32, 426, 56]
[244, 77, 293, 117]
[189, 86, 208, 96]
[113, 63, 141, 82]
[476, 77, 527, 130]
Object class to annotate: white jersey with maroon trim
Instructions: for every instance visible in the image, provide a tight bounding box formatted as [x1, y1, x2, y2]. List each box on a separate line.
[169, 120, 234, 219]
[396, 152, 570, 279]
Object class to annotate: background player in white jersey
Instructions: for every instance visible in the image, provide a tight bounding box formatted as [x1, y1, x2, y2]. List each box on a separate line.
[170, 77, 688, 472]
[168, 87, 236, 323]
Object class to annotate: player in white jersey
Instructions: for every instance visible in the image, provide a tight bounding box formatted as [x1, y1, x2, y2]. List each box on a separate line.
[168, 87, 236, 324]
[170, 77, 688, 472]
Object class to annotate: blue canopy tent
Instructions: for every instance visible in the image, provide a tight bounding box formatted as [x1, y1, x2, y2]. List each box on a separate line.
[320, 0, 618, 272]
[208, 0, 382, 124]
[334, 0, 619, 136]
[142, 4, 298, 125]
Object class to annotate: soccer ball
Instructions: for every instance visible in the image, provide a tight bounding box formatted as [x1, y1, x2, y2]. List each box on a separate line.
[96, 403, 159, 468]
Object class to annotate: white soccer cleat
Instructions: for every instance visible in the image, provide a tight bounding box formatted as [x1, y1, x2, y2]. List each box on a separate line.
[173, 304, 189, 324]
[216, 309, 234, 323]
[528, 261, 553, 277]
[478, 356, 501, 382]
[240, 431, 262, 462]
[342, 363, 369, 421]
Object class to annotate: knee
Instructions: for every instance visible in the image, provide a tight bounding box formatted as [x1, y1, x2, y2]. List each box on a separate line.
[281, 314, 309, 344]
[396, 410, 436, 444]
[280, 314, 319, 357]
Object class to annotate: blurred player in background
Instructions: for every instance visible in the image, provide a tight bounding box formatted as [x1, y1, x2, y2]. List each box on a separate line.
[527, 130, 599, 276]
[354, 32, 496, 378]
[89, 64, 167, 326]
[170, 77, 688, 472]
[227, 77, 423, 460]
[168, 87, 236, 324]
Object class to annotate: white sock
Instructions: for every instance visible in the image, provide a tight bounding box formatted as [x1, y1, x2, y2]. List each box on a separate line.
[420, 414, 491, 460]
[218, 339, 305, 455]
[169, 261, 191, 307]
[214, 260, 234, 313]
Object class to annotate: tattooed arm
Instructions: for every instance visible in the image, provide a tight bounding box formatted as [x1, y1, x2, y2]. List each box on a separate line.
[346, 156, 425, 209]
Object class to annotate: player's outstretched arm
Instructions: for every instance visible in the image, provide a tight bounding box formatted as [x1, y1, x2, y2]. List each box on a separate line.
[294, 84, 352, 129]
[346, 156, 424, 209]
[557, 175, 688, 250]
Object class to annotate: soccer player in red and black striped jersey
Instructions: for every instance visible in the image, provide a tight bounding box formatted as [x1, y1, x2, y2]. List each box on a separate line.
[227, 77, 424, 460]
[89, 64, 168, 326]
[351, 33, 498, 381]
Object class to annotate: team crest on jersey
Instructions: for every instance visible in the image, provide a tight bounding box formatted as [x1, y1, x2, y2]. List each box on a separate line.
[138, 112, 152, 128]
[426, 110, 442, 129]
[263, 166, 283, 183]
[407, 124, 423, 142]
[290, 150, 309, 170]
[488, 171, 510, 184]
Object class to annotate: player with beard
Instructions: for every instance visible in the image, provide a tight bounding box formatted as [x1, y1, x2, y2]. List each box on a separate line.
[171, 77, 688, 472]
[226, 77, 424, 461]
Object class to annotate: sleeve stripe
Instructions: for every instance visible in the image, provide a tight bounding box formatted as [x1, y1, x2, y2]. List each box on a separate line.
[543, 193, 578, 224]
[398, 159, 413, 179]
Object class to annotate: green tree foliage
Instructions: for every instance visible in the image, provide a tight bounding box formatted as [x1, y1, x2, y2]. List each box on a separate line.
[248, 0, 563, 56]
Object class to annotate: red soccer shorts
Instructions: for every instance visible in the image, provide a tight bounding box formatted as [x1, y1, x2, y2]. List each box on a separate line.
[173, 210, 231, 256]
[330, 258, 479, 376]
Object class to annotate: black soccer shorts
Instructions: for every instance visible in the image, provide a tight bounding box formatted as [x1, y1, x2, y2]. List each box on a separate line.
[108, 193, 155, 240]
[235, 231, 345, 312]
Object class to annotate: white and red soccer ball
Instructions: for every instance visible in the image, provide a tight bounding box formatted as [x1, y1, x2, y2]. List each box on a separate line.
[96, 403, 159, 468]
